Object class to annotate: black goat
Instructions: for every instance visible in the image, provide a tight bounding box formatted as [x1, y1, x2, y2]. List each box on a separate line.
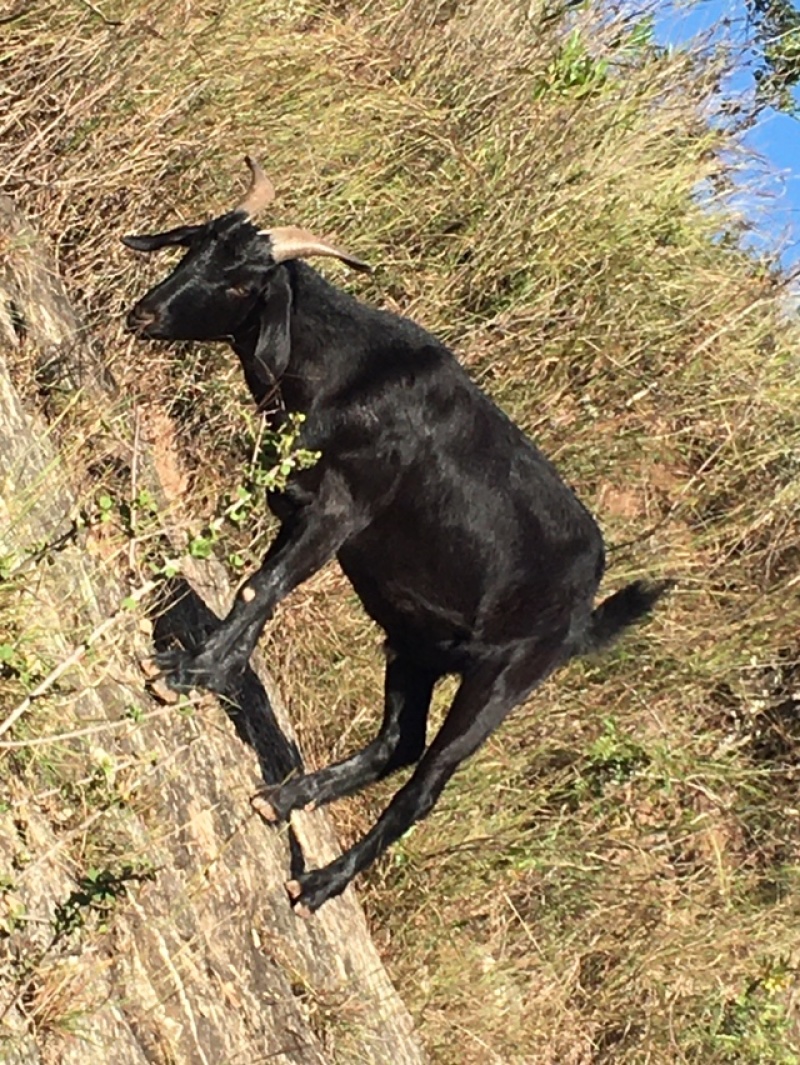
[124, 158, 669, 914]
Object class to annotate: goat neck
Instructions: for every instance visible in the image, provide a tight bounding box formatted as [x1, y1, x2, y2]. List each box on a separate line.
[230, 260, 374, 416]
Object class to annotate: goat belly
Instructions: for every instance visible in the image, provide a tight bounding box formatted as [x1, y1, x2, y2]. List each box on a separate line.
[336, 541, 479, 670]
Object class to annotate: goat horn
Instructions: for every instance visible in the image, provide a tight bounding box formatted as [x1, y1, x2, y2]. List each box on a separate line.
[236, 156, 276, 216]
[261, 226, 371, 273]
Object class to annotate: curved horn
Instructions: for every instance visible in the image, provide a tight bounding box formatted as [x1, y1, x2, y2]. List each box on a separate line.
[260, 226, 371, 273]
[235, 156, 276, 217]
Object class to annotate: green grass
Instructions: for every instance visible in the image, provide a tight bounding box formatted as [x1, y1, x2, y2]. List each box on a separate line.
[2, 0, 800, 1061]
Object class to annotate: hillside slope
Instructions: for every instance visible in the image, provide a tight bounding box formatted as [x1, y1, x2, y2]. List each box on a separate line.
[2, 0, 800, 1061]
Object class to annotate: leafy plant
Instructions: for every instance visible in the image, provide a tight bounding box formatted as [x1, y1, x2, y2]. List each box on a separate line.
[695, 962, 800, 1064]
[533, 28, 610, 99]
[180, 412, 320, 568]
[52, 864, 155, 941]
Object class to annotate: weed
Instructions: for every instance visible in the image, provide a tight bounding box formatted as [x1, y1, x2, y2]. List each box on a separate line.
[690, 962, 800, 1064]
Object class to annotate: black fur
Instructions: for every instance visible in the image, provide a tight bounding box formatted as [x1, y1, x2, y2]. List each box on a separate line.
[124, 208, 670, 913]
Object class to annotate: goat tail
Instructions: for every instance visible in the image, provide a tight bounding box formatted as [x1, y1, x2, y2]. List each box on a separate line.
[572, 578, 674, 658]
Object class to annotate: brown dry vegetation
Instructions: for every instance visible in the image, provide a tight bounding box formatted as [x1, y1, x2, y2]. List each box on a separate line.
[2, 0, 800, 1061]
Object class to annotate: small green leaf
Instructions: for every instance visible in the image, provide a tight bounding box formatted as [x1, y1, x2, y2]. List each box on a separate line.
[188, 536, 214, 559]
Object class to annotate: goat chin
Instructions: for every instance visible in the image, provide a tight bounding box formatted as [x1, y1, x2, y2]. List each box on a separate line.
[125, 196, 669, 914]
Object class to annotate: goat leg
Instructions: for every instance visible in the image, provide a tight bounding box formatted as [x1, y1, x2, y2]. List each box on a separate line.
[153, 498, 357, 695]
[251, 652, 436, 821]
[284, 646, 562, 912]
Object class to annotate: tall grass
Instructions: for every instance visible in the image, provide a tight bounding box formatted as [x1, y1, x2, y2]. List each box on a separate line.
[2, 0, 799, 1061]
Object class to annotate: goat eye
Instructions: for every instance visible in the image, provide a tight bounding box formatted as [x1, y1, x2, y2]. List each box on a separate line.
[227, 283, 252, 298]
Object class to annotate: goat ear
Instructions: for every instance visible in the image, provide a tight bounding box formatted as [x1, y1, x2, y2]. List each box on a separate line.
[121, 224, 203, 252]
[252, 269, 293, 386]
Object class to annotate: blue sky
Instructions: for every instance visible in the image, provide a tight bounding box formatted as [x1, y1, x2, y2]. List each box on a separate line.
[656, 0, 800, 268]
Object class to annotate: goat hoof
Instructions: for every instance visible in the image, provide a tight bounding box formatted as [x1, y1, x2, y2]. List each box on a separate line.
[150, 646, 243, 696]
[140, 657, 181, 704]
[285, 878, 303, 900]
[251, 782, 298, 823]
[285, 868, 343, 914]
[251, 791, 281, 823]
[140, 657, 160, 680]
[150, 648, 200, 694]
[285, 879, 314, 918]
[147, 677, 182, 705]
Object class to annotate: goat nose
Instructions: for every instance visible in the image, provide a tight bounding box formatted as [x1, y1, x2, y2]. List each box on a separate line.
[126, 305, 159, 335]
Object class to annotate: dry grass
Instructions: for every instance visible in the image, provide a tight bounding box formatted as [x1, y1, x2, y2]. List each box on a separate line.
[2, 0, 800, 1061]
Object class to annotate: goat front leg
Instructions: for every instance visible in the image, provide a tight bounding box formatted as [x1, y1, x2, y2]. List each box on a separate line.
[153, 489, 358, 696]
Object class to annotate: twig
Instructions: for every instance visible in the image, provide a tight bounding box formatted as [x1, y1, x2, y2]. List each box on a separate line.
[0, 579, 157, 739]
[0, 704, 174, 749]
[129, 403, 141, 574]
[74, 0, 122, 26]
[0, 3, 30, 24]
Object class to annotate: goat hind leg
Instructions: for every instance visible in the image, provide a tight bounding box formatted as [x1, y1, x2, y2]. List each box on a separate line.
[286, 646, 561, 913]
[253, 653, 436, 822]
